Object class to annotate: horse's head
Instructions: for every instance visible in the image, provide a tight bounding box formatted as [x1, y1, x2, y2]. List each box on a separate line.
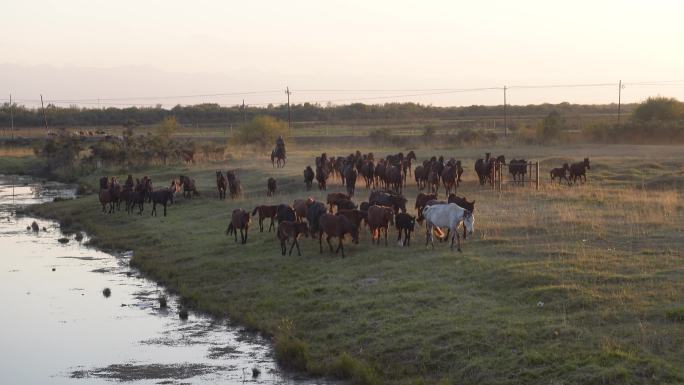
[463, 210, 475, 236]
[497, 155, 506, 165]
[584, 158, 591, 169]
[563, 163, 570, 170]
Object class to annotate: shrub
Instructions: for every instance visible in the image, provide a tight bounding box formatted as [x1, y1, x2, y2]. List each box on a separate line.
[329, 352, 380, 385]
[537, 110, 564, 143]
[273, 318, 310, 371]
[633, 96, 684, 121]
[232, 116, 288, 150]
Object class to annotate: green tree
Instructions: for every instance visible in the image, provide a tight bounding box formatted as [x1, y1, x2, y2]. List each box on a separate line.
[633, 96, 684, 121]
[233, 116, 289, 149]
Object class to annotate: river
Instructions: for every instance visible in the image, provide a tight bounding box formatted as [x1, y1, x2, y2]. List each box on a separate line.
[0, 175, 331, 385]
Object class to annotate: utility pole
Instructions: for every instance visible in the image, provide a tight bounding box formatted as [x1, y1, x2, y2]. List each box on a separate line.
[503, 85, 508, 137]
[9, 94, 14, 140]
[286, 86, 291, 129]
[40, 94, 49, 131]
[617, 80, 623, 126]
[242, 99, 246, 124]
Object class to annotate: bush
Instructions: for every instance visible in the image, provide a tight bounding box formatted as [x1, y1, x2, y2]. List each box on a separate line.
[273, 318, 310, 371]
[537, 110, 564, 143]
[232, 116, 288, 150]
[633, 96, 684, 121]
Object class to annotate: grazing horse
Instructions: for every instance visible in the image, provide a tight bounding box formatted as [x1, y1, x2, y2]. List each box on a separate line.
[179, 175, 199, 198]
[423, 203, 474, 252]
[277, 221, 310, 256]
[569, 158, 591, 184]
[508, 159, 528, 184]
[367, 205, 395, 245]
[267, 177, 277, 196]
[550, 163, 571, 185]
[227, 170, 242, 199]
[315, 165, 328, 190]
[252, 205, 279, 232]
[226, 208, 250, 244]
[271, 146, 286, 168]
[306, 201, 327, 237]
[318, 213, 359, 258]
[327, 192, 351, 212]
[303, 166, 315, 191]
[216, 171, 227, 199]
[150, 188, 175, 217]
[415, 192, 437, 223]
[395, 213, 416, 247]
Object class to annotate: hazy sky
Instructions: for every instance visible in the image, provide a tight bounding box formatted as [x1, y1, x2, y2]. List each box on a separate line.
[2, 0, 683, 107]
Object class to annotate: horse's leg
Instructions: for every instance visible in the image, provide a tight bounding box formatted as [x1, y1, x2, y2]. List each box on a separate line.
[244, 227, 248, 243]
[384, 226, 388, 246]
[281, 238, 286, 256]
[407, 229, 411, 246]
[397, 228, 402, 245]
[288, 238, 298, 256]
[338, 238, 345, 258]
[163, 203, 167, 217]
[319, 232, 323, 253]
[151, 202, 156, 216]
[456, 230, 462, 252]
[326, 235, 334, 253]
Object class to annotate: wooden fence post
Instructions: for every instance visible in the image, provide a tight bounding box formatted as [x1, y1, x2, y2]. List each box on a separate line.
[535, 162, 540, 190]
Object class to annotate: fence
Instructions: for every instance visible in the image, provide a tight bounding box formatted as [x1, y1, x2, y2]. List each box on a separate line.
[492, 161, 539, 191]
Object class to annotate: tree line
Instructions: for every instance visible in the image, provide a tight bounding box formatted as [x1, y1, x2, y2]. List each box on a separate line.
[1, 101, 631, 128]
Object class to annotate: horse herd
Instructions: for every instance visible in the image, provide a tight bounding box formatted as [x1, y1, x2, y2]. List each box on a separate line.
[95, 150, 592, 258]
[232, 188, 475, 257]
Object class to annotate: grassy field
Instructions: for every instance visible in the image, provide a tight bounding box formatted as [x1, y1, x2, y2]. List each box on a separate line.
[13, 143, 684, 385]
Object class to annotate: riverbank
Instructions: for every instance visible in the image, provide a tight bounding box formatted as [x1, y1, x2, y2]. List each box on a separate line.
[7, 145, 684, 385]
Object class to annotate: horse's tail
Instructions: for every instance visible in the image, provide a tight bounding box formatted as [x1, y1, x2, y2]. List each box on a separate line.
[226, 223, 234, 235]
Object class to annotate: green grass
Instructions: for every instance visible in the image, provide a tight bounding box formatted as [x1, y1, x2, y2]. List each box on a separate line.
[11, 143, 684, 385]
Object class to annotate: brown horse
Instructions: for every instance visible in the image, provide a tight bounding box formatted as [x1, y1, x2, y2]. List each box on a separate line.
[252, 205, 279, 232]
[179, 175, 199, 198]
[277, 221, 310, 256]
[318, 213, 359, 258]
[415, 192, 437, 223]
[227, 170, 242, 199]
[267, 177, 277, 196]
[303, 166, 315, 191]
[550, 163, 571, 185]
[327, 192, 351, 212]
[216, 171, 227, 199]
[293, 198, 314, 222]
[336, 209, 367, 230]
[226, 208, 250, 244]
[367, 205, 395, 245]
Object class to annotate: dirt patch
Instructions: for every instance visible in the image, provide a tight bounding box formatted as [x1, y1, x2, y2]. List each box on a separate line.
[206, 345, 241, 359]
[70, 362, 223, 381]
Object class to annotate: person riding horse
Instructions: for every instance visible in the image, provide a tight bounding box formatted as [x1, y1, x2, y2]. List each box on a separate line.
[275, 135, 286, 158]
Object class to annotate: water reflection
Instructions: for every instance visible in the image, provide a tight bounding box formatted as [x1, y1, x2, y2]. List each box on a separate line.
[0, 175, 331, 385]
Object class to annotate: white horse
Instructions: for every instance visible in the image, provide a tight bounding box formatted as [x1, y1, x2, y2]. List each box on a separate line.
[423, 203, 474, 252]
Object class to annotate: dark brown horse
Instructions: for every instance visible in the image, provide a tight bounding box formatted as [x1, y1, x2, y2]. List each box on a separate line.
[550, 163, 571, 185]
[367, 205, 394, 245]
[303, 166, 315, 191]
[569, 158, 591, 184]
[277, 221, 310, 256]
[150, 187, 175, 217]
[179, 175, 199, 198]
[216, 171, 227, 199]
[316, 165, 328, 190]
[226, 208, 250, 244]
[327, 192, 351, 212]
[415, 192, 437, 223]
[227, 170, 242, 199]
[318, 213, 359, 258]
[252, 205, 278, 232]
[267, 177, 277, 196]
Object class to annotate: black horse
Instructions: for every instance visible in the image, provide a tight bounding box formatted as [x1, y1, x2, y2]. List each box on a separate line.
[569, 158, 591, 184]
[150, 188, 175, 217]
